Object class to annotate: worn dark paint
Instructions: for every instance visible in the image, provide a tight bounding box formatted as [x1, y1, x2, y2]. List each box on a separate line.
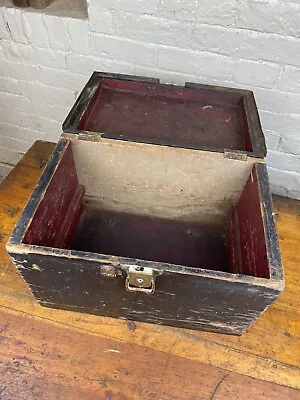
[9, 251, 280, 335]
[6, 138, 283, 333]
[256, 163, 284, 281]
[7, 73, 283, 334]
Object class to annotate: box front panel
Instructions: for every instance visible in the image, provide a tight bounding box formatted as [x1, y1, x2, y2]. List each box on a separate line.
[9, 252, 280, 335]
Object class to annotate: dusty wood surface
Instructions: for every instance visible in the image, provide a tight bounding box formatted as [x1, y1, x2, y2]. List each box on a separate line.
[0, 141, 300, 399]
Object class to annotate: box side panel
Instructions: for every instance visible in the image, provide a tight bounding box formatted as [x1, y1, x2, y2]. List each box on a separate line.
[228, 164, 270, 278]
[8, 252, 281, 335]
[256, 163, 283, 282]
[228, 163, 283, 284]
[23, 143, 85, 248]
[7, 139, 69, 247]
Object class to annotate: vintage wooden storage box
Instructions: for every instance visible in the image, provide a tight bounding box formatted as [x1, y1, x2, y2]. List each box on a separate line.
[7, 72, 284, 335]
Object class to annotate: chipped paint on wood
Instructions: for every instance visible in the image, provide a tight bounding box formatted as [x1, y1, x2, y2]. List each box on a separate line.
[32, 264, 42, 272]
[6, 74, 283, 334]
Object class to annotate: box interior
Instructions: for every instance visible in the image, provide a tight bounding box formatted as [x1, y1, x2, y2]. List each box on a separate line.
[22, 140, 270, 279]
[77, 79, 253, 152]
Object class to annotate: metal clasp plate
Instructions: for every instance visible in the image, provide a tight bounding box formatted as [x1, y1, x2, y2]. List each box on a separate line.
[126, 266, 155, 294]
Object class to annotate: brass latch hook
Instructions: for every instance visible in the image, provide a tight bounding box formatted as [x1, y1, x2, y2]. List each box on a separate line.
[125, 266, 155, 294]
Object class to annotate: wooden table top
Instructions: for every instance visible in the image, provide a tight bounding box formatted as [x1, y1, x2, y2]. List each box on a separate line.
[0, 141, 299, 400]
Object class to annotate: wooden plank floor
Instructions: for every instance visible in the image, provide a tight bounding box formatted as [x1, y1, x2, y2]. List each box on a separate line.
[0, 141, 299, 399]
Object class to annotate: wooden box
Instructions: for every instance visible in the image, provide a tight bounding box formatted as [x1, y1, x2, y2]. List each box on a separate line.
[6, 72, 284, 335]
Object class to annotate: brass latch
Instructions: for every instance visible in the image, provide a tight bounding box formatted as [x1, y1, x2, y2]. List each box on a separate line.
[125, 266, 155, 294]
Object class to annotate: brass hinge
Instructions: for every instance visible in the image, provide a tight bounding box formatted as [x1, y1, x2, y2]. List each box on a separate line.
[224, 150, 248, 161]
[78, 132, 104, 142]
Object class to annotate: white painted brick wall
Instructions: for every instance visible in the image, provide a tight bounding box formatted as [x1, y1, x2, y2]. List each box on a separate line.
[67, 18, 90, 55]
[97, 0, 160, 15]
[157, 46, 234, 79]
[90, 34, 156, 66]
[19, 81, 75, 107]
[236, 0, 300, 37]
[2, 40, 67, 69]
[266, 150, 300, 173]
[277, 66, 300, 93]
[264, 131, 281, 151]
[196, 0, 235, 26]
[232, 60, 281, 89]
[66, 53, 134, 76]
[113, 12, 193, 48]
[44, 15, 70, 51]
[278, 137, 300, 156]
[22, 11, 49, 49]
[88, 5, 114, 35]
[0, 59, 42, 81]
[192, 25, 300, 67]
[0, 8, 11, 40]
[4, 7, 28, 44]
[158, 0, 197, 21]
[40, 67, 88, 92]
[0, 0, 299, 199]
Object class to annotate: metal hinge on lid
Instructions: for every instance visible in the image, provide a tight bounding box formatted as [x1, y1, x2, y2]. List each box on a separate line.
[125, 266, 155, 294]
[224, 150, 248, 161]
[78, 132, 104, 142]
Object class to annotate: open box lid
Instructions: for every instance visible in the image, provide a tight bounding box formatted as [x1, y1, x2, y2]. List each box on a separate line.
[63, 72, 267, 159]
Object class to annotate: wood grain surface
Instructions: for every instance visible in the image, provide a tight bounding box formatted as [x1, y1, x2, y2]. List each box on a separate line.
[0, 141, 300, 399]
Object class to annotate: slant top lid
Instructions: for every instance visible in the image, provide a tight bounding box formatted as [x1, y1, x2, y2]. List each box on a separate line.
[63, 71, 266, 159]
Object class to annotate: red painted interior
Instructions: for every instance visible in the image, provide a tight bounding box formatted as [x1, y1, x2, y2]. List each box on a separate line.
[23, 141, 268, 278]
[23, 144, 85, 248]
[78, 78, 253, 152]
[228, 166, 269, 278]
[54, 184, 85, 249]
